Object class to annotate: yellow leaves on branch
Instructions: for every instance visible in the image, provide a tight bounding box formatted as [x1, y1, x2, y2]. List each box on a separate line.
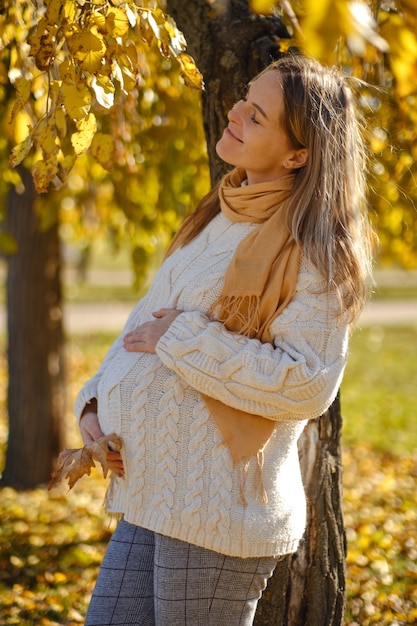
[380, 13, 417, 98]
[71, 113, 97, 155]
[106, 7, 130, 38]
[28, 17, 58, 71]
[61, 82, 92, 121]
[48, 433, 123, 490]
[177, 53, 205, 90]
[6, 0, 204, 192]
[9, 136, 33, 169]
[250, 1, 417, 99]
[66, 26, 107, 74]
[10, 77, 31, 122]
[91, 132, 115, 172]
[91, 75, 115, 109]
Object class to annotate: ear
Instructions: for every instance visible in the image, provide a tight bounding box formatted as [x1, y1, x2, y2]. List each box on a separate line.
[285, 148, 309, 170]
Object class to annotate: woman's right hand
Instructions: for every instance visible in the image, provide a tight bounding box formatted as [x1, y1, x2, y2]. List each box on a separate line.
[79, 412, 124, 478]
[79, 411, 104, 446]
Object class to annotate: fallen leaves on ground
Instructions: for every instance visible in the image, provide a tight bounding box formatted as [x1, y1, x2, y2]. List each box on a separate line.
[343, 445, 417, 625]
[0, 472, 113, 625]
[0, 444, 416, 625]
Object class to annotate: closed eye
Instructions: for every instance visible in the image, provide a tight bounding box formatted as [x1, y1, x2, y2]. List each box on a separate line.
[240, 84, 262, 124]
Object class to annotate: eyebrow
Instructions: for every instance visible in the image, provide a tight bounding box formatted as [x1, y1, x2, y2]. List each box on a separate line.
[252, 101, 269, 120]
[245, 83, 269, 121]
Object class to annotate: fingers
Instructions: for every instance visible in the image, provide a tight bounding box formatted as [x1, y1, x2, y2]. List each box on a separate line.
[79, 412, 125, 478]
[152, 308, 171, 318]
[123, 327, 155, 353]
[107, 450, 124, 478]
[123, 309, 183, 353]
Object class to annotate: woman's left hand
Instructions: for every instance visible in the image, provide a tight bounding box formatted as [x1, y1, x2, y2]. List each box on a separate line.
[123, 308, 183, 353]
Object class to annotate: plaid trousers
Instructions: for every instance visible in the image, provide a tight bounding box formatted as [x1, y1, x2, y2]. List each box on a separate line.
[84, 518, 279, 626]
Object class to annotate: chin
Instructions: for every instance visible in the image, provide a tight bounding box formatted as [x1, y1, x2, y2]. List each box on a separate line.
[215, 139, 237, 168]
[215, 137, 226, 159]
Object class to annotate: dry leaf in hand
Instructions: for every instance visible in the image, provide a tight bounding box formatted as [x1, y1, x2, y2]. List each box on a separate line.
[48, 433, 122, 490]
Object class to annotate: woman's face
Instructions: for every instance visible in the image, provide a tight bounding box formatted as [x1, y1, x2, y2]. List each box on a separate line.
[216, 70, 306, 185]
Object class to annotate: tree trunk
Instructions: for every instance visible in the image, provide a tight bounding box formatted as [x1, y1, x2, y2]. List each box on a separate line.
[1, 166, 66, 489]
[167, 1, 346, 623]
[254, 398, 346, 625]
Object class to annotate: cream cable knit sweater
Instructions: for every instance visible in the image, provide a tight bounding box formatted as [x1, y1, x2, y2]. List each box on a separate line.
[74, 212, 349, 558]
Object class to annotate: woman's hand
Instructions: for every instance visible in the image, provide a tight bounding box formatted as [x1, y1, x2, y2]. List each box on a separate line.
[123, 308, 182, 354]
[79, 411, 124, 478]
[79, 411, 104, 446]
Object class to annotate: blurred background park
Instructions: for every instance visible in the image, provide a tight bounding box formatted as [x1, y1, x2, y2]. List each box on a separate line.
[1, 0, 417, 625]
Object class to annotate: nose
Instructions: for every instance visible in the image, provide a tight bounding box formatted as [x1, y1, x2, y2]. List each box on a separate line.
[227, 100, 244, 123]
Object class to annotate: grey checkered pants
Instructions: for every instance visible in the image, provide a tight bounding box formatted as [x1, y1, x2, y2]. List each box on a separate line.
[84, 518, 278, 625]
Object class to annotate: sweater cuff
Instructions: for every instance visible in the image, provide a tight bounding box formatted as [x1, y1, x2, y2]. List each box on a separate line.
[74, 383, 99, 423]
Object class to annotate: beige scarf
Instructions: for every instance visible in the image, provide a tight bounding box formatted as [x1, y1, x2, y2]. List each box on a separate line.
[167, 168, 301, 502]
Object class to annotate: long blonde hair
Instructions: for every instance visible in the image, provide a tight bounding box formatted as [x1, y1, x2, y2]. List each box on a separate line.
[177, 54, 373, 322]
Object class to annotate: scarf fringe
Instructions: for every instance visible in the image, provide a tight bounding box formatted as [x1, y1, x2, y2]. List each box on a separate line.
[236, 450, 269, 508]
[104, 473, 116, 509]
[211, 294, 262, 339]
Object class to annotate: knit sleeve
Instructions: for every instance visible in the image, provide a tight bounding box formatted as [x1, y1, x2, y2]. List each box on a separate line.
[155, 259, 350, 421]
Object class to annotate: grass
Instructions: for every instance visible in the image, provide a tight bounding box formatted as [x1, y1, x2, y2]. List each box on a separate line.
[64, 282, 139, 304]
[341, 325, 417, 455]
[373, 285, 417, 300]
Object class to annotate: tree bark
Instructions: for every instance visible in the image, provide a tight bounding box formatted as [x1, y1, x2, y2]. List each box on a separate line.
[167, 1, 346, 623]
[1, 166, 66, 489]
[254, 399, 346, 625]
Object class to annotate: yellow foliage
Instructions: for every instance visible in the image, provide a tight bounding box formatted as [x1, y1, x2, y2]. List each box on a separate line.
[7, 108, 32, 144]
[71, 113, 97, 156]
[90, 132, 114, 171]
[57, 154, 76, 187]
[67, 26, 107, 73]
[61, 82, 92, 120]
[250, 0, 275, 13]
[177, 53, 204, 90]
[59, 59, 77, 84]
[35, 117, 58, 156]
[113, 45, 138, 93]
[381, 15, 417, 98]
[9, 136, 33, 167]
[28, 17, 58, 71]
[62, 0, 77, 23]
[2, 0, 203, 196]
[299, 0, 342, 62]
[297, 0, 388, 63]
[91, 75, 115, 109]
[9, 77, 31, 124]
[1, 0, 416, 266]
[32, 154, 59, 193]
[55, 108, 67, 138]
[105, 7, 130, 37]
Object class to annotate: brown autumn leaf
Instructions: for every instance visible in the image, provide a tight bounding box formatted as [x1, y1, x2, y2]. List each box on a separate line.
[48, 433, 123, 490]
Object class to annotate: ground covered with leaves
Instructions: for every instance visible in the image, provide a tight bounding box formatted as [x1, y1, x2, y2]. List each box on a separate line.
[1, 446, 416, 625]
[343, 447, 417, 625]
[1, 327, 417, 625]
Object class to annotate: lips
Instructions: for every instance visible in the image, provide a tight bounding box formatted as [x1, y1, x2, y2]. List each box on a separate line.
[225, 126, 242, 142]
